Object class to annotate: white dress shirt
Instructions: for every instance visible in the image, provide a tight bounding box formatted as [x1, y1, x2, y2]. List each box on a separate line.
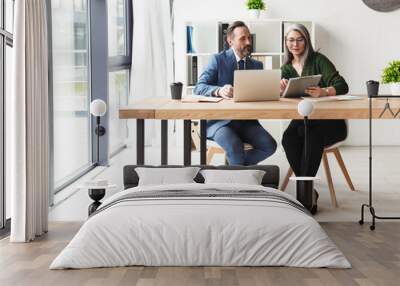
[232, 48, 246, 65]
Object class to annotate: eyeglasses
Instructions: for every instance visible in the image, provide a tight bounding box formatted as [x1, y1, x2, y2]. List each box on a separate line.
[286, 37, 305, 44]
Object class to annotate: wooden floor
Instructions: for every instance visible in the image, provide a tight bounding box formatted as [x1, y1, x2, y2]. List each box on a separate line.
[1, 222, 400, 286]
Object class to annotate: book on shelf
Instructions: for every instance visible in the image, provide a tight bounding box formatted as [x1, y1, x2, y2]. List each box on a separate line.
[218, 22, 230, 52]
[192, 56, 198, 85]
[187, 56, 193, 85]
[187, 55, 210, 86]
[186, 25, 195, 53]
[282, 22, 292, 52]
[187, 56, 198, 86]
[250, 33, 256, 54]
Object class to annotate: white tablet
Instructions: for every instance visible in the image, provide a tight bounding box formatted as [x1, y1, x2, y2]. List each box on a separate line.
[282, 75, 322, 98]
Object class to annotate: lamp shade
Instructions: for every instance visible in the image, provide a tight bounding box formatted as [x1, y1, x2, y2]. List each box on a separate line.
[90, 99, 107, 117]
[297, 100, 314, 117]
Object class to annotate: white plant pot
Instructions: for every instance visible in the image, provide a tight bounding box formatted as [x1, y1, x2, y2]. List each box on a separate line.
[390, 83, 400, 95]
[259, 9, 269, 18]
[248, 9, 260, 19]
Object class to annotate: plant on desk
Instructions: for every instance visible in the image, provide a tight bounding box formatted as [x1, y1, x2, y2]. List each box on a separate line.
[246, 0, 266, 19]
[382, 60, 400, 95]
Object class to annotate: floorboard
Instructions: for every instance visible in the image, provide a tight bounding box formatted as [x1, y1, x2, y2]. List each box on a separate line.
[1, 222, 400, 286]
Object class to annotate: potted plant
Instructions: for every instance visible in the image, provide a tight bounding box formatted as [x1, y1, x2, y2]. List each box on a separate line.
[246, 0, 266, 19]
[382, 60, 400, 95]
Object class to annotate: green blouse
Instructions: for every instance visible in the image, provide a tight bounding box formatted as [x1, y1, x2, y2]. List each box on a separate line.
[281, 52, 349, 95]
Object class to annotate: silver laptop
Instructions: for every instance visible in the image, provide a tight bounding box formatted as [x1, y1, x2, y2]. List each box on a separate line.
[233, 70, 281, 102]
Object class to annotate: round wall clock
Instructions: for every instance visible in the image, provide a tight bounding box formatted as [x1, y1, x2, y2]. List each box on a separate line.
[362, 0, 400, 12]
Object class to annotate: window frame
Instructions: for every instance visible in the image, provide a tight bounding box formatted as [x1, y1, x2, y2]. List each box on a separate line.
[108, 0, 132, 71]
[0, 0, 14, 232]
[107, 0, 133, 156]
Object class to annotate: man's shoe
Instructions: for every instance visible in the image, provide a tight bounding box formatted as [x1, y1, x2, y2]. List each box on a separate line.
[314, 189, 319, 201]
[310, 189, 319, 215]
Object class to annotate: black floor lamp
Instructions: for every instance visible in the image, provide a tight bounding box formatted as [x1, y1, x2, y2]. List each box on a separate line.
[291, 100, 318, 214]
[90, 99, 107, 166]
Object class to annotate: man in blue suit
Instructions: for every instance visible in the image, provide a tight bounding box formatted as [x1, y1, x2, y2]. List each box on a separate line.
[194, 21, 277, 165]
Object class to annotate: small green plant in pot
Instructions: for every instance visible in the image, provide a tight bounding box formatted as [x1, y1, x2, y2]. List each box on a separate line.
[246, 0, 266, 19]
[382, 60, 400, 95]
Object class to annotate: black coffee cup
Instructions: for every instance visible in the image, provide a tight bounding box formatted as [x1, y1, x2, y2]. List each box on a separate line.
[366, 80, 379, 98]
[170, 82, 183, 100]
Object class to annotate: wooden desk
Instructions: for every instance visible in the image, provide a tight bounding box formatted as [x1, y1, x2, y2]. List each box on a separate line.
[154, 97, 400, 119]
[119, 96, 400, 165]
[119, 97, 170, 119]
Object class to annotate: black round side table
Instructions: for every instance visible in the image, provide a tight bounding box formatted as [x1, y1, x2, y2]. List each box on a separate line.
[88, 188, 106, 216]
[78, 184, 117, 216]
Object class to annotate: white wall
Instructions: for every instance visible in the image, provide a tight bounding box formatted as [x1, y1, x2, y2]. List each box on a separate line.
[173, 0, 400, 145]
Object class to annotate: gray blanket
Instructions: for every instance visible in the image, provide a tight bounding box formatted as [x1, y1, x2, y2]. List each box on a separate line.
[91, 188, 308, 217]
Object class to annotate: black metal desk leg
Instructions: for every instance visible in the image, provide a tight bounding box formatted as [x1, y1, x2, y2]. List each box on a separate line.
[200, 120, 207, 165]
[161, 120, 168, 165]
[137, 119, 145, 165]
[183, 120, 192, 166]
[359, 95, 400, 231]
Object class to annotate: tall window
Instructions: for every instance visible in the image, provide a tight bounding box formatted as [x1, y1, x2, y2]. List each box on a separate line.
[107, 0, 132, 156]
[108, 0, 126, 57]
[1, 0, 14, 230]
[51, 0, 91, 190]
[48, 0, 133, 196]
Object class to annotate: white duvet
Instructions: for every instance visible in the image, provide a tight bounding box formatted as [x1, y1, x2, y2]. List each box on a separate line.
[50, 183, 350, 269]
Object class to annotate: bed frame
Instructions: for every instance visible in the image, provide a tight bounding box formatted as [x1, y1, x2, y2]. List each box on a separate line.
[123, 165, 280, 189]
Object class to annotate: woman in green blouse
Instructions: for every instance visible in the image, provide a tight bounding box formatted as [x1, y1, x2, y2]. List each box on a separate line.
[281, 24, 348, 210]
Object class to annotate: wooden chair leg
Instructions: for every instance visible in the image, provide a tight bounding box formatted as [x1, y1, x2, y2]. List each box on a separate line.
[207, 147, 227, 165]
[280, 168, 293, 192]
[207, 147, 217, 165]
[322, 152, 338, 208]
[332, 148, 355, 191]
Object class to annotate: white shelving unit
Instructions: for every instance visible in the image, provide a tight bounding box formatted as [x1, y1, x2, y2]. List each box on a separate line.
[184, 19, 315, 95]
[184, 19, 315, 145]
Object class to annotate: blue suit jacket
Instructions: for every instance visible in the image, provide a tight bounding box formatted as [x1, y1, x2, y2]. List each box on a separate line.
[193, 48, 263, 137]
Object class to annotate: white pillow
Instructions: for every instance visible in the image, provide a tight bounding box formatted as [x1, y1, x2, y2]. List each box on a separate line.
[200, 169, 266, 185]
[135, 167, 200, 186]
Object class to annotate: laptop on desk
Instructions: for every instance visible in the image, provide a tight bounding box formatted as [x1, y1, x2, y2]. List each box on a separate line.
[233, 70, 281, 102]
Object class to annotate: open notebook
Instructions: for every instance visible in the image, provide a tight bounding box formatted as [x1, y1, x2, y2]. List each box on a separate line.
[303, 95, 362, 102]
[181, 95, 223, 103]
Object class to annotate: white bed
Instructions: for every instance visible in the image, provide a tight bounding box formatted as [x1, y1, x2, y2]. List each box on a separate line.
[50, 183, 350, 269]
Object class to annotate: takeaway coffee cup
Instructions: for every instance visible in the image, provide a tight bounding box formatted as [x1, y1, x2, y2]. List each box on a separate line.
[366, 80, 379, 98]
[170, 82, 183, 100]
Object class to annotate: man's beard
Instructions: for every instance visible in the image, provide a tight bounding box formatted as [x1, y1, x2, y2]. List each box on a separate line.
[241, 45, 252, 57]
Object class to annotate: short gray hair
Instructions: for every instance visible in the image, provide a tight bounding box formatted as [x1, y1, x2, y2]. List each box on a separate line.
[226, 21, 249, 39]
[283, 23, 314, 66]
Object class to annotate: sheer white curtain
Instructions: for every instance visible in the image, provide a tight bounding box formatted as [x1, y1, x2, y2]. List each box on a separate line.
[130, 0, 174, 146]
[9, 0, 49, 242]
